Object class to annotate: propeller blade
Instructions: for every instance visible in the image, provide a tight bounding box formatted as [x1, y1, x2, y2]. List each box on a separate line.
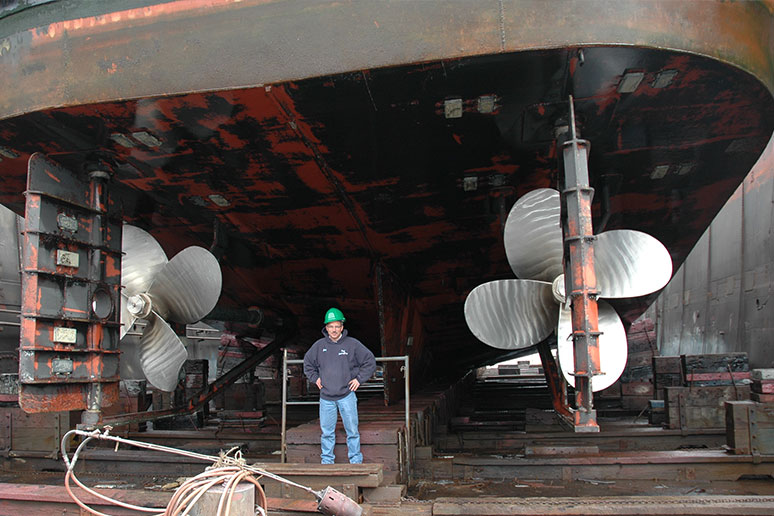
[464, 279, 557, 350]
[121, 225, 168, 297]
[595, 230, 673, 299]
[556, 300, 627, 392]
[139, 312, 188, 392]
[119, 293, 137, 340]
[147, 246, 222, 324]
[117, 338, 146, 381]
[504, 188, 563, 282]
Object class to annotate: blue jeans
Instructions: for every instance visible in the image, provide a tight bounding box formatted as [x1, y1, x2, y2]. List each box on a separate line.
[319, 391, 362, 464]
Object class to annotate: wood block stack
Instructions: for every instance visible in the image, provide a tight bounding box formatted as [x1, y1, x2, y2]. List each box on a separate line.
[725, 398, 774, 455]
[497, 361, 543, 376]
[618, 318, 656, 411]
[751, 369, 774, 403]
[648, 399, 665, 426]
[682, 353, 750, 386]
[652, 356, 683, 399]
[286, 378, 466, 485]
[286, 419, 408, 484]
[184, 360, 208, 398]
[663, 353, 752, 429]
[665, 384, 750, 429]
[251, 462, 384, 502]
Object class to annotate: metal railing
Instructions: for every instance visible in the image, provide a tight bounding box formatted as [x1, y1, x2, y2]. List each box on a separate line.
[280, 350, 410, 474]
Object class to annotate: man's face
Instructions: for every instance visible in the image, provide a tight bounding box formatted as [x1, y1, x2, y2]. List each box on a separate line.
[326, 322, 343, 340]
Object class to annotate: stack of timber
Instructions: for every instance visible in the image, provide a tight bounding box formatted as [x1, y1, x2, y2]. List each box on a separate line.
[751, 368, 774, 403]
[683, 353, 750, 386]
[253, 462, 385, 502]
[450, 373, 551, 433]
[598, 317, 657, 412]
[495, 361, 544, 376]
[286, 380, 465, 484]
[652, 356, 684, 399]
[725, 372, 774, 455]
[664, 353, 751, 429]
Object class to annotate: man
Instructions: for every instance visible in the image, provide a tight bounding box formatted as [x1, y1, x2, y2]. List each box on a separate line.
[303, 307, 376, 464]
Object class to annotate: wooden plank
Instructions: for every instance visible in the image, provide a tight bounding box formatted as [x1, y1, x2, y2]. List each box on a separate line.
[258, 463, 383, 498]
[287, 444, 400, 471]
[251, 462, 382, 478]
[524, 445, 600, 456]
[362, 485, 406, 503]
[653, 356, 683, 374]
[726, 400, 755, 454]
[9, 408, 78, 453]
[682, 353, 749, 373]
[666, 386, 752, 429]
[286, 422, 402, 445]
[621, 382, 653, 396]
[725, 401, 774, 455]
[686, 372, 751, 382]
[432, 496, 774, 515]
[370, 501, 432, 516]
[666, 386, 749, 407]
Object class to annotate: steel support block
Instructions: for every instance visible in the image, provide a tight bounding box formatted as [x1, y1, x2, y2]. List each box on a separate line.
[557, 98, 601, 432]
[19, 153, 122, 419]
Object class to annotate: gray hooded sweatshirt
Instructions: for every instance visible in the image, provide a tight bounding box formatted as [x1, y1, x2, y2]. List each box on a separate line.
[303, 328, 376, 401]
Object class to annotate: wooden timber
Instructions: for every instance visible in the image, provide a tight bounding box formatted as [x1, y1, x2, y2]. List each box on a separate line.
[414, 450, 774, 482]
[285, 382, 464, 482]
[665, 385, 751, 429]
[725, 400, 774, 455]
[431, 496, 774, 515]
[434, 422, 726, 453]
[251, 462, 383, 500]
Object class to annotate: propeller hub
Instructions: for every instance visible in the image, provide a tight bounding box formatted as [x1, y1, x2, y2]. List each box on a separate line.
[551, 274, 566, 305]
[127, 293, 153, 319]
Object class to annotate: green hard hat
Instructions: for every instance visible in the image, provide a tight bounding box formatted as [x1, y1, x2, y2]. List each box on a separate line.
[323, 307, 346, 324]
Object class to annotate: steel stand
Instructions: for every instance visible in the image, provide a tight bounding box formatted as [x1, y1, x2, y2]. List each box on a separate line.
[557, 97, 601, 432]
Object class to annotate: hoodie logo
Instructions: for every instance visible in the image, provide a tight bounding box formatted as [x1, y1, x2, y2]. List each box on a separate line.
[323, 348, 327, 352]
[338, 349, 348, 356]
